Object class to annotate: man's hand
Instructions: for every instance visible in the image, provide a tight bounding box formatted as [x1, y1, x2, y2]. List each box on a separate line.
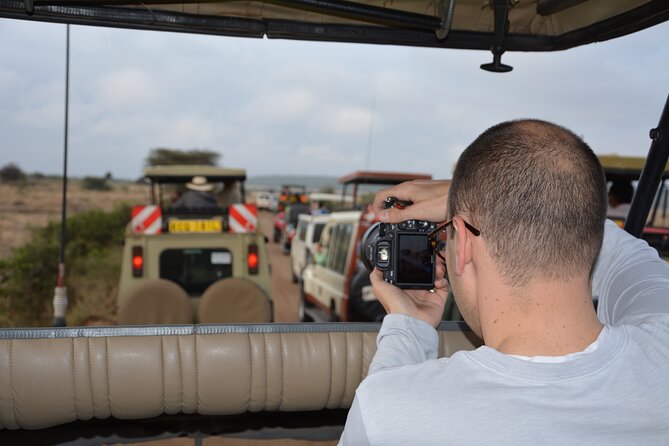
[370, 263, 449, 328]
[372, 180, 451, 223]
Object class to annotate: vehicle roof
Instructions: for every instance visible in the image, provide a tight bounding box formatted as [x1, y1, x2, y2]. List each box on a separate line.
[298, 213, 330, 223]
[309, 192, 354, 203]
[3, 1, 666, 59]
[323, 210, 364, 222]
[599, 155, 669, 180]
[143, 165, 247, 183]
[338, 170, 432, 185]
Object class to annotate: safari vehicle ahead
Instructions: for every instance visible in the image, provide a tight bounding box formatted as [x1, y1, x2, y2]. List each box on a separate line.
[117, 165, 272, 325]
[300, 170, 432, 322]
[1, 1, 668, 445]
[599, 155, 669, 259]
[278, 183, 309, 212]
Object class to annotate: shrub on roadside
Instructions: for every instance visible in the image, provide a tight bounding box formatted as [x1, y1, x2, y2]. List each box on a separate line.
[81, 176, 112, 191]
[0, 163, 26, 182]
[0, 203, 131, 327]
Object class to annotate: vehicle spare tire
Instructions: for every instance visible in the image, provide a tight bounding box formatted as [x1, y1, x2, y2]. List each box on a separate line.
[118, 279, 194, 325]
[198, 278, 272, 323]
[347, 269, 386, 322]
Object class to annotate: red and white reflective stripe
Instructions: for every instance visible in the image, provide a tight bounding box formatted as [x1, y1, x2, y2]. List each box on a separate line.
[131, 205, 162, 234]
[229, 204, 258, 233]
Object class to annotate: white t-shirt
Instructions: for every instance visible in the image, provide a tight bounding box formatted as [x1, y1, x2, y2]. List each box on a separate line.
[339, 220, 669, 445]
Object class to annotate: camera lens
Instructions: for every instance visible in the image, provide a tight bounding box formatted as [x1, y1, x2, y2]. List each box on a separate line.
[359, 222, 381, 272]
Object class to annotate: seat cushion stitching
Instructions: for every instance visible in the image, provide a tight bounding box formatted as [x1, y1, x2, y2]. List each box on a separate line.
[247, 333, 252, 412]
[71, 338, 79, 418]
[325, 332, 332, 408]
[105, 337, 111, 415]
[9, 339, 16, 427]
[194, 335, 199, 412]
[160, 336, 165, 413]
[343, 332, 348, 407]
[279, 333, 284, 410]
[176, 335, 183, 413]
[263, 333, 268, 410]
[87, 338, 95, 416]
[358, 333, 363, 388]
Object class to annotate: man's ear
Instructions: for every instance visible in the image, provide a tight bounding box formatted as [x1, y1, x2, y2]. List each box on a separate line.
[453, 216, 473, 276]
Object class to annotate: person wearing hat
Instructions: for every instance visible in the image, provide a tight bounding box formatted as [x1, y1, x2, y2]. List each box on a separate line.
[172, 176, 219, 209]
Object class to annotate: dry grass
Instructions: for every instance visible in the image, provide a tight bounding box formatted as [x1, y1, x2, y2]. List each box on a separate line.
[0, 178, 147, 259]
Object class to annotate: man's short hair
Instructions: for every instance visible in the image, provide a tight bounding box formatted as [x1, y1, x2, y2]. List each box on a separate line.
[448, 119, 607, 286]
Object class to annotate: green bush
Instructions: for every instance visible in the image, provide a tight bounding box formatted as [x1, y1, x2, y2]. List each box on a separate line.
[0, 204, 131, 327]
[81, 176, 111, 191]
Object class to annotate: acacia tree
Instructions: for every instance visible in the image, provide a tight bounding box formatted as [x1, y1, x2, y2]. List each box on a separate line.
[0, 163, 26, 181]
[145, 148, 221, 166]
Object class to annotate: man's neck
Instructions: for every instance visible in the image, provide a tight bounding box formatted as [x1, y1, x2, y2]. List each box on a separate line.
[479, 276, 603, 357]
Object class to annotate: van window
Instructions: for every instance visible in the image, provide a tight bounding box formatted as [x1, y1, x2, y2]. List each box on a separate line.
[327, 223, 353, 274]
[297, 221, 308, 242]
[160, 248, 233, 295]
[312, 223, 325, 244]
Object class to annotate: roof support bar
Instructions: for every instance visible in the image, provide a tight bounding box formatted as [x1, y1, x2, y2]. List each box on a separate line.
[625, 94, 669, 237]
[24, 0, 442, 30]
[265, 0, 441, 30]
[537, 0, 589, 17]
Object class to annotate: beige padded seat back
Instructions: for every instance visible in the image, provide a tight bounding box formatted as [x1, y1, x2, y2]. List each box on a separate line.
[198, 278, 271, 323]
[118, 279, 193, 325]
[0, 324, 480, 430]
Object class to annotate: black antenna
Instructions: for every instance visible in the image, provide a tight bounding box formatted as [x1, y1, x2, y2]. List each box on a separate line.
[53, 24, 70, 327]
[364, 91, 376, 170]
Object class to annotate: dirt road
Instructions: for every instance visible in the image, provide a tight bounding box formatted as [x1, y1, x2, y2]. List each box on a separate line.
[258, 210, 301, 323]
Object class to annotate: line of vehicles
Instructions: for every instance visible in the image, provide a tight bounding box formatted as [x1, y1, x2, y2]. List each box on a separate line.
[117, 156, 669, 326]
[285, 171, 434, 322]
[115, 167, 439, 325]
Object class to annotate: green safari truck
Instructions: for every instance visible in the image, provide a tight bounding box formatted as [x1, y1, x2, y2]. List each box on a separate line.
[117, 165, 272, 324]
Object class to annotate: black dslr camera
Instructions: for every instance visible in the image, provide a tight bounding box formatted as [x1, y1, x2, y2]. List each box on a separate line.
[359, 197, 437, 289]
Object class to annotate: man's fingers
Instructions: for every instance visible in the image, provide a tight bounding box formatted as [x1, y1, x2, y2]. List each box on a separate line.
[434, 278, 449, 290]
[369, 268, 384, 285]
[370, 268, 407, 314]
[372, 186, 401, 215]
[376, 195, 448, 223]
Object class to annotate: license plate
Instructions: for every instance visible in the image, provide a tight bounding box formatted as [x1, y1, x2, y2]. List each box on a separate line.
[169, 220, 222, 233]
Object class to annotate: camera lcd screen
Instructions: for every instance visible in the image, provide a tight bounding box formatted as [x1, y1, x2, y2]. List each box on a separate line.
[396, 234, 433, 285]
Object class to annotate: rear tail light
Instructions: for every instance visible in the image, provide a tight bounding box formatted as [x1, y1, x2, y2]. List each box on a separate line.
[248, 244, 259, 275]
[132, 246, 144, 277]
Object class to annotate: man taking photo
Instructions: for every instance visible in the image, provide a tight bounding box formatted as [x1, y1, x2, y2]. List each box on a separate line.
[339, 119, 669, 445]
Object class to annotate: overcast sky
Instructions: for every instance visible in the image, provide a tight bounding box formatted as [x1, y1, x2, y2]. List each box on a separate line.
[0, 18, 667, 180]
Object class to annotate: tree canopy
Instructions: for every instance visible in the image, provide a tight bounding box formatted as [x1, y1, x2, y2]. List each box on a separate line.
[0, 163, 26, 181]
[145, 148, 220, 166]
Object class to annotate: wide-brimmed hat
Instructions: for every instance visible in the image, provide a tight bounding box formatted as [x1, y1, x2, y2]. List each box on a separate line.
[186, 176, 214, 192]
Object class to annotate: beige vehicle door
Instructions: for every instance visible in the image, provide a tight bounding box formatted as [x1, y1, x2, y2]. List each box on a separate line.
[310, 217, 358, 317]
